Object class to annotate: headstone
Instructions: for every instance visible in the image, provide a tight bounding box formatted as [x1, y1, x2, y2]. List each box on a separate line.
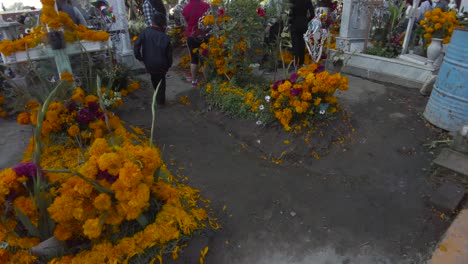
[109, 0, 134, 67]
[430, 181, 465, 212]
[434, 148, 468, 177]
[336, 0, 371, 52]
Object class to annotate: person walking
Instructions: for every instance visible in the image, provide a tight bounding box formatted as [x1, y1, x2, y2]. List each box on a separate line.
[143, 0, 167, 27]
[134, 13, 173, 106]
[182, 0, 210, 86]
[289, 0, 314, 67]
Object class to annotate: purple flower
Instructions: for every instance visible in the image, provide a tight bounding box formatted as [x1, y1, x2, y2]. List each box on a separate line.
[65, 100, 77, 112]
[321, 53, 328, 60]
[12, 162, 38, 179]
[6, 190, 16, 202]
[77, 108, 95, 124]
[290, 87, 303, 96]
[96, 169, 117, 183]
[201, 49, 208, 57]
[315, 64, 325, 73]
[272, 79, 285, 90]
[87, 101, 100, 112]
[289, 73, 298, 83]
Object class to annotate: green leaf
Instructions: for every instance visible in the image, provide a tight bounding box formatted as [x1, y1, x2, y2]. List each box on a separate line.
[136, 214, 148, 228]
[15, 207, 41, 238]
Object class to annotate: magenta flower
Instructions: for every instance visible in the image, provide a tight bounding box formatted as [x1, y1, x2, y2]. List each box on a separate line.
[315, 64, 325, 73]
[218, 8, 225, 16]
[272, 79, 285, 90]
[257, 8, 266, 17]
[77, 108, 95, 124]
[65, 100, 77, 112]
[290, 87, 302, 96]
[12, 161, 39, 179]
[96, 169, 117, 183]
[289, 73, 298, 83]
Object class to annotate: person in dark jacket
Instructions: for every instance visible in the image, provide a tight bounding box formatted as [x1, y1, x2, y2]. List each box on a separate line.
[289, 0, 314, 66]
[134, 13, 173, 106]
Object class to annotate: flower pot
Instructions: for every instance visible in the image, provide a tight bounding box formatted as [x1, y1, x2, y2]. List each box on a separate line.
[427, 38, 443, 64]
[48, 31, 65, 50]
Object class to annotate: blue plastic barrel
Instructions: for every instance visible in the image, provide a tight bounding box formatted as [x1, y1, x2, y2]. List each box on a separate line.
[424, 28, 468, 132]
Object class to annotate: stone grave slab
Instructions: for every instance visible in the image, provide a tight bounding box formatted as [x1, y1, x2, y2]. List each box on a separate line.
[430, 181, 465, 212]
[434, 148, 468, 177]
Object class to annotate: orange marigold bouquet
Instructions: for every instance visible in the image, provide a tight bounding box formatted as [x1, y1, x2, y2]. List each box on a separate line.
[0, 0, 109, 56]
[419, 8, 460, 44]
[0, 77, 213, 263]
[269, 64, 348, 131]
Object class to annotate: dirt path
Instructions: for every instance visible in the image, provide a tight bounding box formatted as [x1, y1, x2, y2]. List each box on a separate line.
[114, 65, 450, 263]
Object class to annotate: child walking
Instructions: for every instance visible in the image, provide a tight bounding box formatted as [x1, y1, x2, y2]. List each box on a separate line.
[134, 12, 173, 106]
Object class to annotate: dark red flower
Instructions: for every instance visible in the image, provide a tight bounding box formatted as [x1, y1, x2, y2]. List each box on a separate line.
[218, 8, 225, 16]
[315, 64, 325, 73]
[257, 8, 266, 17]
[12, 162, 38, 179]
[96, 169, 117, 183]
[290, 88, 302, 96]
[272, 79, 285, 90]
[289, 73, 298, 83]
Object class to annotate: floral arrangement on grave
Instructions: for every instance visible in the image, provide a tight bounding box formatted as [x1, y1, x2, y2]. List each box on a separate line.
[269, 64, 348, 131]
[0, 74, 214, 263]
[201, 64, 349, 132]
[195, 0, 267, 82]
[0, 0, 109, 56]
[420, 8, 460, 44]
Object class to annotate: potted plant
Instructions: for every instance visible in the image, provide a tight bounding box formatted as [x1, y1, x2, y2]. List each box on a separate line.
[419, 8, 459, 63]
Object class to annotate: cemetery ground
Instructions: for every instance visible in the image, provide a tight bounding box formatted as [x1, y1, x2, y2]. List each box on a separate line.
[0, 55, 462, 263]
[115, 58, 456, 262]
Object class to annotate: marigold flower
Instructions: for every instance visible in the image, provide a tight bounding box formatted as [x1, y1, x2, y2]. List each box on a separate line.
[71, 87, 85, 102]
[84, 95, 99, 105]
[60, 71, 74, 83]
[67, 125, 80, 137]
[17, 112, 31, 125]
[94, 193, 112, 211]
[83, 217, 103, 239]
[98, 152, 123, 176]
[54, 224, 73, 241]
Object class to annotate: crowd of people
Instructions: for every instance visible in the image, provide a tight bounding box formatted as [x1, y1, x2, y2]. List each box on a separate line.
[133, 0, 343, 104]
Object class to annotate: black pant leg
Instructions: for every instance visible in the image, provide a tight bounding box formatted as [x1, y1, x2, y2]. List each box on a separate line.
[150, 73, 166, 105]
[291, 30, 306, 65]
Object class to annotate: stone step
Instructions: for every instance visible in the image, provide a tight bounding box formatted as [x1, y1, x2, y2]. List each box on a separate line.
[430, 209, 468, 264]
[434, 148, 468, 177]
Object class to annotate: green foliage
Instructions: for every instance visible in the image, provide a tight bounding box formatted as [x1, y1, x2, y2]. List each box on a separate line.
[201, 81, 275, 125]
[203, 0, 266, 84]
[366, 44, 400, 58]
[368, 0, 406, 58]
[128, 17, 146, 38]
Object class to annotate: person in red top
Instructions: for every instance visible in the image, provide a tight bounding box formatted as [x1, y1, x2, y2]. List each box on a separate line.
[182, 0, 210, 86]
